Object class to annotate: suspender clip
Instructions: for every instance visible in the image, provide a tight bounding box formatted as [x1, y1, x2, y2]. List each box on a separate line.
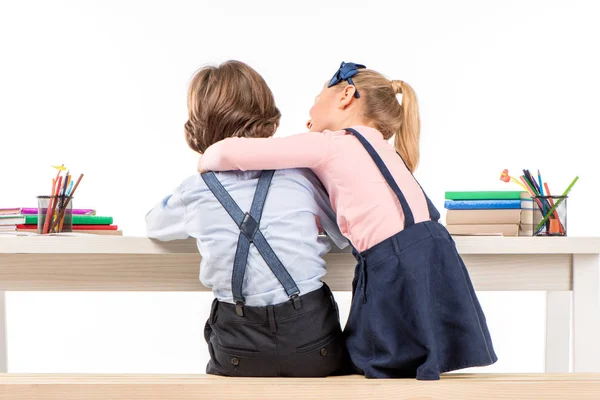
[235, 301, 245, 317]
[291, 294, 302, 310]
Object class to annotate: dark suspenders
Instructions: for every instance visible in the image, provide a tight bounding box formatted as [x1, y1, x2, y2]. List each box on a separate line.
[344, 128, 440, 224]
[202, 128, 437, 316]
[202, 171, 301, 316]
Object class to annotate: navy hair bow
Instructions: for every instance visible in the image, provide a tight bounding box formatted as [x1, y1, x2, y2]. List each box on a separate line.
[328, 61, 367, 98]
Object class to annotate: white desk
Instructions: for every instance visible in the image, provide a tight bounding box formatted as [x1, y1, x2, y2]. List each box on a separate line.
[0, 236, 599, 373]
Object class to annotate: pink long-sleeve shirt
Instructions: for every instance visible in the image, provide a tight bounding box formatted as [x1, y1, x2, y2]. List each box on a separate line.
[201, 126, 431, 252]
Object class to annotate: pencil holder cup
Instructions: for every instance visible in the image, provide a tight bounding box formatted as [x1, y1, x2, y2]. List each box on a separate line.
[37, 196, 73, 234]
[532, 196, 567, 236]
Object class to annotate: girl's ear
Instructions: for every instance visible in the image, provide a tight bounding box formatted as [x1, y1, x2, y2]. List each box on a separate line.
[338, 85, 357, 109]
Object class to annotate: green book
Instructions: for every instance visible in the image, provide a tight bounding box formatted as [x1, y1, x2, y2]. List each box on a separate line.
[24, 215, 113, 225]
[445, 191, 524, 201]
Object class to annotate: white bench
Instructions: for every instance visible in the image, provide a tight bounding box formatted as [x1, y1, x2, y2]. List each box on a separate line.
[1, 373, 600, 400]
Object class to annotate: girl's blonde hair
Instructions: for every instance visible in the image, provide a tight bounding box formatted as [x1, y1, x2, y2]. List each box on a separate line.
[351, 70, 420, 172]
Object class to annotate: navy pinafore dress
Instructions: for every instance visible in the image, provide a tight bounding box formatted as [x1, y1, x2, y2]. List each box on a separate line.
[342, 128, 498, 380]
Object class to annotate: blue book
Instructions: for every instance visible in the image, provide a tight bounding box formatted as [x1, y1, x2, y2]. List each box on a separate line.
[444, 200, 522, 210]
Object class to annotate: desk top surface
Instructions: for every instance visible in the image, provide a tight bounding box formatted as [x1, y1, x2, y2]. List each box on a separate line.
[1, 235, 599, 255]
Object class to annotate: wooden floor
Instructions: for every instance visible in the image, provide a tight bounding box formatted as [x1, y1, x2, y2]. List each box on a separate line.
[1, 373, 600, 400]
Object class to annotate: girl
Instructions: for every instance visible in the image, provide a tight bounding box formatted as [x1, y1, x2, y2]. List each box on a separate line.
[198, 62, 498, 380]
[146, 60, 350, 377]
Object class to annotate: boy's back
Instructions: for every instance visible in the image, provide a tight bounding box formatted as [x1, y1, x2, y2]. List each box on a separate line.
[146, 168, 347, 306]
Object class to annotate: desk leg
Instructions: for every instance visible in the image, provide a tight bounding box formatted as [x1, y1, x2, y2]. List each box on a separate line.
[0, 291, 7, 372]
[544, 291, 571, 372]
[573, 254, 600, 372]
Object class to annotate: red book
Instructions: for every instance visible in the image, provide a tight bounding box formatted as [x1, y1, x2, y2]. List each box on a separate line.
[17, 224, 118, 230]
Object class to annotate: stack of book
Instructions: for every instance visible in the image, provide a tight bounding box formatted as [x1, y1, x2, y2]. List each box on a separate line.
[0, 207, 23, 233]
[444, 191, 533, 237]
[0, 207, 122, 235]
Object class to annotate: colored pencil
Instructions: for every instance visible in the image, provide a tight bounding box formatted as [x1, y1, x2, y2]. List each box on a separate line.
[538, 170, 544, 197]
[70, 174, 84, 197]
[544, 182, 564, 233]
[57, 173, 71, 231]
[51, 174, 84, 232]
[535, 176, 579, 231]
[520, 176, 545, 210]
[43, 176, 61, 234]
[41, 180, 56, 234]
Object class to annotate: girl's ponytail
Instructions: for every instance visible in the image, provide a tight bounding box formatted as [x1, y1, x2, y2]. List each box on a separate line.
[349, 69, 421, 173]
[391, 80, 420, 172]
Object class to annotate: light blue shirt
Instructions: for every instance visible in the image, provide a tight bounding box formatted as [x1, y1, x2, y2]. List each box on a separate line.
[146, 169, 348, 306]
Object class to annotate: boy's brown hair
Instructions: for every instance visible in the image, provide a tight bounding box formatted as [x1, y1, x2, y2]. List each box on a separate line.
[185, 60, 281, 154]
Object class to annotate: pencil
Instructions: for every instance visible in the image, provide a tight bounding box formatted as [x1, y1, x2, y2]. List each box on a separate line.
[58, 173, 71, 231]
[53, 166, 62, 185]
[50, 175, 63, 233]
[41, 180, 57, 234]
[43, 176, 62, 234]
[544, 182, 564, 233]
[535, 176, 579, 231]
[520, 176, 545, 210]
[525, 170, 552, 212]
[69, 174, 84, 197]
[62, 172, 70, 195]
[53, 174, 84, 232]
[521, 172, 539, 196]
[510, 177, 529, 191]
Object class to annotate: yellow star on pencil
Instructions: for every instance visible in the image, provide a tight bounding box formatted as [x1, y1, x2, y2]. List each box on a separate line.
[52, 164, 67, 171]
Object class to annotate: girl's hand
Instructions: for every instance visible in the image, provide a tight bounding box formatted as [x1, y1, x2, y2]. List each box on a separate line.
[198, 157, 209, 173]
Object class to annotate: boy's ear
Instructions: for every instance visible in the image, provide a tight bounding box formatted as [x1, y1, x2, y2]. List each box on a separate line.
[338, 85, 357, 109]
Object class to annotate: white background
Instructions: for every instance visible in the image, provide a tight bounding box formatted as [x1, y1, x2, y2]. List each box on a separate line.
[1, 0, 599, 373]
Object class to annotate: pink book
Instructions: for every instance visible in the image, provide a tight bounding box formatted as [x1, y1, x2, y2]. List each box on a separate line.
[20, 208, 96, 215]
[0, 208, 21, 216]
